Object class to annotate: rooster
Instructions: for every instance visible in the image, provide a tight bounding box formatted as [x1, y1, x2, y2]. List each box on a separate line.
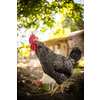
[29, 34, 81, 96]
[37, 73, 56, 91]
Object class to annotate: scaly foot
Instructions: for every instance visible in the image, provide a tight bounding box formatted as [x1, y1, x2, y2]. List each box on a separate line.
[60, 83, 64, 93]
[51, 85, 60, 96]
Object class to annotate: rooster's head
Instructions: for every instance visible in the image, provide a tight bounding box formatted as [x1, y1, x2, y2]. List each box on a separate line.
[36, 79, 43, 85]
[29, 34, 39, 51]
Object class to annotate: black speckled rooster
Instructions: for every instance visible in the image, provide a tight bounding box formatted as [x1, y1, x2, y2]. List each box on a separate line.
[29, 34, 81, 96]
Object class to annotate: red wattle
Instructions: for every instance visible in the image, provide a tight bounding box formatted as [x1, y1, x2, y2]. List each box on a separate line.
[30, 43, 38, 51]
[30, 44, 36, 51]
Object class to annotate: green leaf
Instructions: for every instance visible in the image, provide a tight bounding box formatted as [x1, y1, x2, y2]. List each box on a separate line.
[38, 85, 51, 92]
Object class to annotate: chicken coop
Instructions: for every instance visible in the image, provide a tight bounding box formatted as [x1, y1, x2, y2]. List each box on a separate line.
[17, 29, 84, 66]
[44, 29, 84, 57]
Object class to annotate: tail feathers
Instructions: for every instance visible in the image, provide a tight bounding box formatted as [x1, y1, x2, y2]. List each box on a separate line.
[69, 47, 82, 62]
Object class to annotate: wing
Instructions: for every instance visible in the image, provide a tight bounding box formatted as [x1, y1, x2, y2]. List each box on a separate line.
[42, 64, 68, 85]
[53, 56, 74, 77]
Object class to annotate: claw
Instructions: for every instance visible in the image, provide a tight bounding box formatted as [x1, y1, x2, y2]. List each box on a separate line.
[51, 83, 64, 96]
[60, 90, 65, 94]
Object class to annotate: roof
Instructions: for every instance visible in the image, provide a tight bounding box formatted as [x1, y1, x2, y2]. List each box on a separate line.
[67, 29, 84, 38]
[43, 29, 84, 45]
[43, 37, 67, 45]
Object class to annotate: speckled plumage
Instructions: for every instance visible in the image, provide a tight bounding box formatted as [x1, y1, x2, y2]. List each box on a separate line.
[35, 41, 81, 85]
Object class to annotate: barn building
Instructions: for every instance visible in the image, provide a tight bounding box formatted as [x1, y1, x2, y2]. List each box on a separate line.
[44, 29, 84, 56]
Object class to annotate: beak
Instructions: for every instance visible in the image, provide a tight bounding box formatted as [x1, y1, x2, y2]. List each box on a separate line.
[33, 39, 37, 42]
[29, 38, 38, 45]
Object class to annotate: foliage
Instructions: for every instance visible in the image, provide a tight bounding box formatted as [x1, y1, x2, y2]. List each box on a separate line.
[48, 7, 71, 40]
[62, 13, 84, 32]
[74, 59, 84, 76]
[18, 62, 24, 66]
[17, 43, 31, 58]
[77, 59, 84, 68]
[17, 0, 84, 30]
[62, 2, 84, 32]
[38, 85, 51, 92]
[48, 21, 71, 40]
[74, 68, 80, 76]
[17, 0, 55, 30]
[23, 67, 27, 71]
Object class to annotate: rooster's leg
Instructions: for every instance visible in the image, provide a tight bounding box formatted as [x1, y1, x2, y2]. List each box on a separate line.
[51, 84, 54, 91]
[60, 83, 64, 93]
[51, 85, 53, 91]
[51, 85, 60, 96]
[51, 82, 55, 91]
[49, 84, 50, 90]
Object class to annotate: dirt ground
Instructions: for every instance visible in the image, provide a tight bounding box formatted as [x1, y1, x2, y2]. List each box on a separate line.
[17, 66, 84, 100]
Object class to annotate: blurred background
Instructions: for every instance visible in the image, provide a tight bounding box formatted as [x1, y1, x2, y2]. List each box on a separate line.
[17, 0, 84, 99]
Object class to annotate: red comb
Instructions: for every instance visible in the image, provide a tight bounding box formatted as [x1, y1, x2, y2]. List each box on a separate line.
[36, 79, 42, 85]
[29, 34, 38, 43]
[36, 79, 40, 85]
